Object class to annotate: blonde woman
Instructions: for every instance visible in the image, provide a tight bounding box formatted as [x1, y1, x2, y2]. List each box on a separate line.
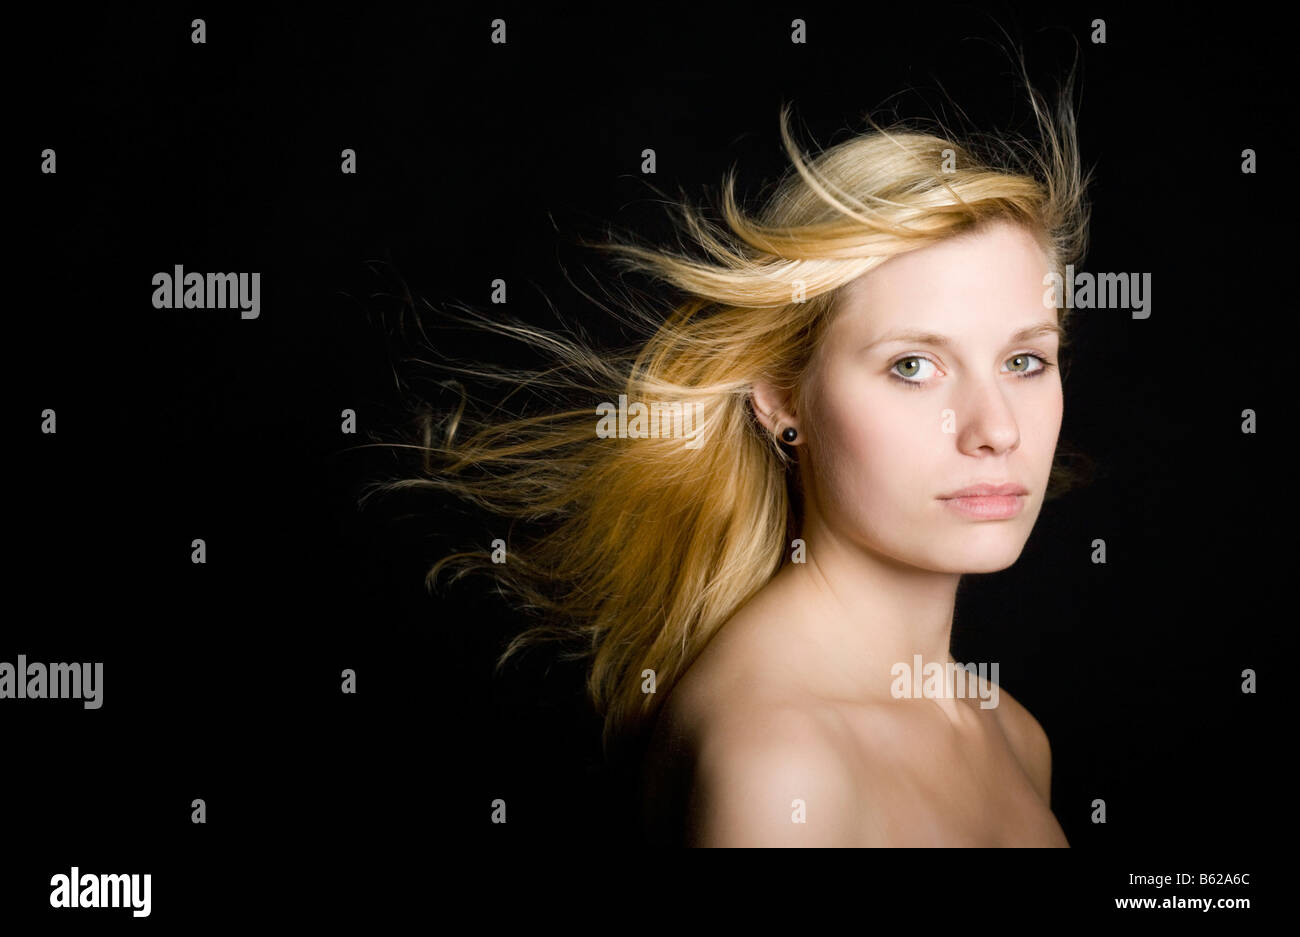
[368, 61, 1092, 847]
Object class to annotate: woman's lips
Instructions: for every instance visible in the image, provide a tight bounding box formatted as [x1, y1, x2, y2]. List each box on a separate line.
[937, 483, 1029, 520]
[939, 494, 1025, 519]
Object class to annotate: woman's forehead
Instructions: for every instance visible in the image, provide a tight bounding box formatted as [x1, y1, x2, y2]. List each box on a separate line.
[832, 223, 1055, 336]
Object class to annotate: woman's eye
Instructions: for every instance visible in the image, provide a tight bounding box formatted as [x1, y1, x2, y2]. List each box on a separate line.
[1004, 354, 1044, 374]
[893, 356, 937, 381]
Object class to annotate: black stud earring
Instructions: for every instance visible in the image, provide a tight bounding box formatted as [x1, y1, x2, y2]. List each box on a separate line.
[781, 426, 798, 443]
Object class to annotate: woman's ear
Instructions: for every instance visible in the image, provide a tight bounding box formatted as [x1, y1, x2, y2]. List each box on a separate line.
[750, 379, 794, 436]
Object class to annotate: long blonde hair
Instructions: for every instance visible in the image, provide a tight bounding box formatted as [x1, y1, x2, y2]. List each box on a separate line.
[361, 64, 1093, 761]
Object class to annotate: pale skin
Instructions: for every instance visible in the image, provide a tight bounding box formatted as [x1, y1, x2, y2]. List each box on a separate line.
[641, 219, 1070, 846]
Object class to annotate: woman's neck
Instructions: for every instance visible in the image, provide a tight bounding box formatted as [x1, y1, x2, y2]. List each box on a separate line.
[767, 530, 963, 704]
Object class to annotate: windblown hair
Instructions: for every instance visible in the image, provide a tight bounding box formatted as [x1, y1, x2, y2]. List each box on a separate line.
[362, 64, 1093, 761]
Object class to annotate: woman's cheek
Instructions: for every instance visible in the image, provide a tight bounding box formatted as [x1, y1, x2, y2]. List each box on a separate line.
[813, 393, 879, 509]
[841, 404, 921, 507]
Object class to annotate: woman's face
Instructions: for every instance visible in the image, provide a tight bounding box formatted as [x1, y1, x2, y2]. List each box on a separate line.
[801, 219, 1064, 574]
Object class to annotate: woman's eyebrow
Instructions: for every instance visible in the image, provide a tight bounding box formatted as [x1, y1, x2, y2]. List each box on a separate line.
[861, 321, 1063, 352]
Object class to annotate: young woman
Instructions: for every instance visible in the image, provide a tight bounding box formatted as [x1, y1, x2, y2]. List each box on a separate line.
[370, 65, 1091, 847]
[640, 215, 1076, 846]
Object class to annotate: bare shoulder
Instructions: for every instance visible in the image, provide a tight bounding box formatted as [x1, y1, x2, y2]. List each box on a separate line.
[649, 598, 893, 846]
[992, 683, 1053, 802]
[686, 701, 866, 847]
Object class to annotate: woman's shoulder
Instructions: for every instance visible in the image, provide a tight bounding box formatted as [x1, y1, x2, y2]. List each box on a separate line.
[660, 589, 896, 763]
[657, 603, 831, 752]
[641, 617, 860, 844]
[988, 682, 1053, 802]
[653, 675, 868, 845]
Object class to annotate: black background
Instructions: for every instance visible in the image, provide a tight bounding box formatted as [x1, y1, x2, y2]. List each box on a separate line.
[8, 2, 1283, 922]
